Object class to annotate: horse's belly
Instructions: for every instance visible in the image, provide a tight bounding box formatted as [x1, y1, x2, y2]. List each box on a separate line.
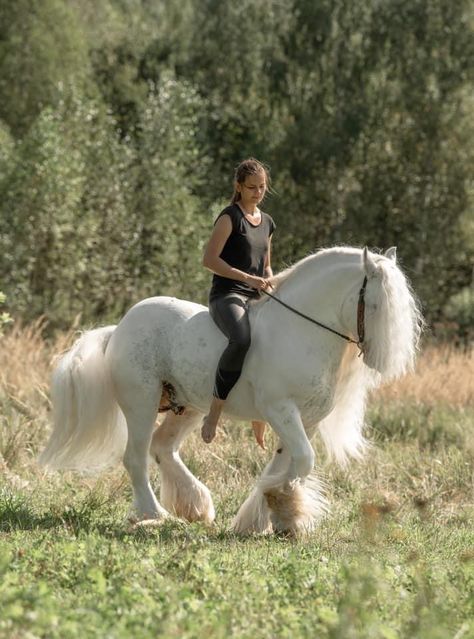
[169, 333, 260, 417]
[108, 295, 261, 417]
[167, 310, 225, 409]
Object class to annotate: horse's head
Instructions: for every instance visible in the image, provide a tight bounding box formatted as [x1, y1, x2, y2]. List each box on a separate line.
[347, 247, 422, 380]
[268, 245, 422, 381]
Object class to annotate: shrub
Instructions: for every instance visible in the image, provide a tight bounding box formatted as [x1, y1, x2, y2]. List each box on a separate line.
[444, 286, 474, 343]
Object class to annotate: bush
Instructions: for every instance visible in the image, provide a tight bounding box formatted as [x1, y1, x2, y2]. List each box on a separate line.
[444, 286, 474, 343]
[0, 292, 13, 337]
[0, 87, 132, 327]
[0, 78, 212, 328]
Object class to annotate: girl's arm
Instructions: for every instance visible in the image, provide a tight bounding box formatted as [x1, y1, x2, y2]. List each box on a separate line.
[203, 215, 268, 289]
[264, 236, 274, 280]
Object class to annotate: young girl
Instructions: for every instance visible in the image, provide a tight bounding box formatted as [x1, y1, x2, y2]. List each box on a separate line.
[201, 158, 276, 447]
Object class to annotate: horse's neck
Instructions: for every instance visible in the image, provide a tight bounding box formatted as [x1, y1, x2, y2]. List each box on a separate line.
[275, 258, 360, 327]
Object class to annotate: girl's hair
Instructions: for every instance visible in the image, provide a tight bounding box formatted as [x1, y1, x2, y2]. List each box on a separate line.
[231, 158, 270, 204]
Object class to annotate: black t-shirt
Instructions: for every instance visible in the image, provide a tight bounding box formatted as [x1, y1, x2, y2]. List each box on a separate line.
[209, 203, 276, 300]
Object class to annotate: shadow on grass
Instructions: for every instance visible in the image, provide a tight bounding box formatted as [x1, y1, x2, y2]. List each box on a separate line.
[0, 490, 64, 532]
[0, 487, 127, 537]
[0, 490, 296, 547]
[124, 518, 300, 549]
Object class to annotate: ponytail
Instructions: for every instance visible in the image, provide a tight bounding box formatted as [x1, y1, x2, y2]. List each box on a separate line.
[231, 190, 242, 204]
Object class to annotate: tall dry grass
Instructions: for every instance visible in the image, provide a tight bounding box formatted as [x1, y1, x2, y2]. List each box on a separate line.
[0, 323, 76, 471]
[0, 324, 472, 477]
[0, 320, 77, 401]
[377, 345, 474, 407]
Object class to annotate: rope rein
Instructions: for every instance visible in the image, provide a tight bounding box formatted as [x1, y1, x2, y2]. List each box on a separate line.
[261, 276, 368, 355]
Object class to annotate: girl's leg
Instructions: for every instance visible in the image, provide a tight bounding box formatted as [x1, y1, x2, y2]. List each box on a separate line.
[202, 294, 251, 443]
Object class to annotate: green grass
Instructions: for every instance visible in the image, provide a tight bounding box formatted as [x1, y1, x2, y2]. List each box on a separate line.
[1, 399, 473, 639]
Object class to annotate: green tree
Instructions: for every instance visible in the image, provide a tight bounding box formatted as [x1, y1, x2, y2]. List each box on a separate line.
[126, 75, 211, 304]
[0, 87, 132, 326]
[0, 291, 13, 336]
[0, 0, 92, 137]
[171, 0, 294, 204]
[269, 0, 474, 319]
[0, 0, 472, 328]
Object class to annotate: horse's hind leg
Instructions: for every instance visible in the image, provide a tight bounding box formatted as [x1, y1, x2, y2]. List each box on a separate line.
[120, 389, 168, 522]
[150, 409, 215, 525]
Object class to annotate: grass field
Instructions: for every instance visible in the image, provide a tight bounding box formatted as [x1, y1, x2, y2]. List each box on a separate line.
[0, 325, 473, 639]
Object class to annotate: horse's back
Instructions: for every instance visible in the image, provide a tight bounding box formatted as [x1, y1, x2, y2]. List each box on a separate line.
[108, 295, 207, 357]
[131, 295, 206, 321]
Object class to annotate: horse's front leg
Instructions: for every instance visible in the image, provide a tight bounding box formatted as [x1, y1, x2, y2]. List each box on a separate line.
[264, 400, 315, 481]
[233, 399, 326, 536]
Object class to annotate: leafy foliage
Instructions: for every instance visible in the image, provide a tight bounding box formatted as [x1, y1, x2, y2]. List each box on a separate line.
[444, 287, 474, 342]
[0, 292, 13, 336]
[0, 0, 92, 137]
[0, 0, 472, 328]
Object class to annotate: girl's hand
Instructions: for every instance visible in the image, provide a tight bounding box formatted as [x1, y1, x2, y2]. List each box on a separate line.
[246, 275, 271, 291]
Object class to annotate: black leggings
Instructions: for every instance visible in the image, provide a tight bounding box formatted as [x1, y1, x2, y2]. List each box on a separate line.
[209, 293, 252, 400]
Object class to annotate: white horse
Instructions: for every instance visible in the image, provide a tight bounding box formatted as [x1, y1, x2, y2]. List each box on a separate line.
[39, 246, 422, 535]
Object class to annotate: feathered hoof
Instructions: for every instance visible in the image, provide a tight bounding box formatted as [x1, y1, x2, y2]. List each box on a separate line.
[231, 518, 273, 536]
[167, 500, 216, 526]
[161, 481, 216, 526]
[231, 488, 272, 535]
[263, 477, 328, 537]
[127, 506, 169, 529]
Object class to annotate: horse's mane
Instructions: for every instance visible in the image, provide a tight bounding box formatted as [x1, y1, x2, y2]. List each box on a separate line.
[277, 245, 367, 284]
[255, 246, 364, 304]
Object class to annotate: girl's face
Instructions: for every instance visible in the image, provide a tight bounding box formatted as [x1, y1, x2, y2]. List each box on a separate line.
[237, 171, 267, 206]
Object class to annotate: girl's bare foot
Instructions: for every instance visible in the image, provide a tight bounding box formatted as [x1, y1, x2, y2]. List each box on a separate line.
[251, 420, 267, 449]
[201, 414, 218, 443]
[201, 397, 225, 444]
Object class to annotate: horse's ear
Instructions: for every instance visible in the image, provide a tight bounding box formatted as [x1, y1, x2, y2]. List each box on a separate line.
[362, 246, 378, 277]
[384, 246, 397, 262]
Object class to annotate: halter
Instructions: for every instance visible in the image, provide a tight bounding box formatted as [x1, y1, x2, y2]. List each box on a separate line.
[262, 276, 368, 356]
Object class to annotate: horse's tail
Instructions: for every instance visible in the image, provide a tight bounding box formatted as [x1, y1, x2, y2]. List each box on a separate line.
[39, 326, 127, 473]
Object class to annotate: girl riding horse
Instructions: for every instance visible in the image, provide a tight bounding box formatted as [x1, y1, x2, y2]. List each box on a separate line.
[201, 158, 276, 448]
